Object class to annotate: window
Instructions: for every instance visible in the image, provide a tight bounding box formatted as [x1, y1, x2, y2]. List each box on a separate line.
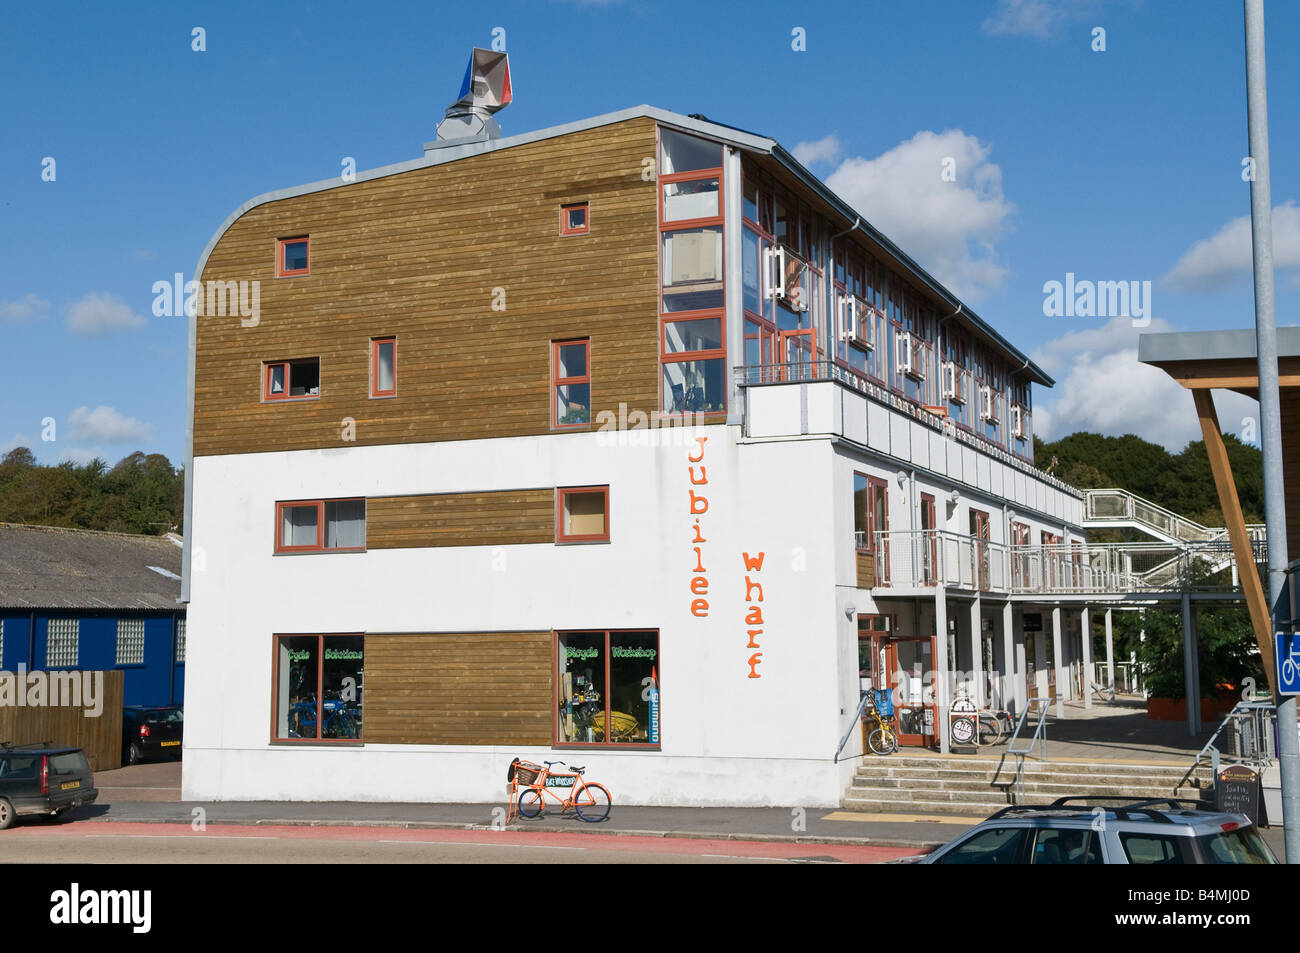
[371, 337, 396, 398]
[659, 126, 726, 416]
[559, 202, 589, 236]
[273, 634, 364, 742]
[853, 473, 888, 552]
[1031, 828, 1104, 864]
[275, 499, 366, 553]
[934, 827, 1027, 864]
[556, 630, 659, 745]
[264, 358, 320, 400]
[1120, 832, 1188, 865]
[552, 339, 590, 429]
[46, 618, 78, 667]
[556, 486, 609, 543]
[176, 618, 186, 663]
[276, 236, 309, 277]
[116, 618, 145, 665]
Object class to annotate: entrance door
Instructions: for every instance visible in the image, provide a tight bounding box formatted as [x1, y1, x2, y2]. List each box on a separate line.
[920, 493, 938, 585]
[875, 634, 937, 747]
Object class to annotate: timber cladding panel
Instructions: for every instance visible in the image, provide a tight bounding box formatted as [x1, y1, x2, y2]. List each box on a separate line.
[364, 632, 553, 745]
[855, 552, 875, 589]
[195, 117, 660, 457]
[367, 489, 554, 549]
[0, 670, 123, 772]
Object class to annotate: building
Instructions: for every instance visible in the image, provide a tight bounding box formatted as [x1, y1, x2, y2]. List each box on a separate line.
[0, 523, 186, 709]
[183, 54, 1160, 807]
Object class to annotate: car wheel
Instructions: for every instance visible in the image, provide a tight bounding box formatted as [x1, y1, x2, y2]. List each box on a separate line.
[126, 743, 143, 766]
[0, 798, 14, 831]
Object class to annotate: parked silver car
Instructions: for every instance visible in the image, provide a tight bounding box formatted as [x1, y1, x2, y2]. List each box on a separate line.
[901, 798, 1277, 864]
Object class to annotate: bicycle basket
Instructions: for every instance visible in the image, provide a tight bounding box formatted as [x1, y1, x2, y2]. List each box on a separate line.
[512, 760, 542, 785]
[872, 690, 895, 718]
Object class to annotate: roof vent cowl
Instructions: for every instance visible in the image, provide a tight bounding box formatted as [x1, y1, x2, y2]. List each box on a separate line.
[427, 48, 513, 152]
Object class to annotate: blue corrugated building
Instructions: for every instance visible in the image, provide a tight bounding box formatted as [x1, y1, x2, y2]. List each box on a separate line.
[0, 523, 185, 708]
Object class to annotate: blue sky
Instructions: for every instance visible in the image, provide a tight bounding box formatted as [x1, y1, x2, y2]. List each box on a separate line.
[2, 0, 1296, 466]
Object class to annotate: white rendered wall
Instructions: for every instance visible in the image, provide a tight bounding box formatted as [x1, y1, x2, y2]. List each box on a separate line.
[184, 425, 858, 806]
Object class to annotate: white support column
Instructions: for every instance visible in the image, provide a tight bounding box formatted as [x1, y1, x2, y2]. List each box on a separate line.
[1052, 606, 1065, 718]
[1014, 606, 1028, 717]
[1105, 608, 1115, 695]
[1001, 600, 1014, 713]
[969, 595, 983, 707]
[1034, 625, 1048, 702]
[935, 588, 950, 754]
[1081, 605, 1093, 709]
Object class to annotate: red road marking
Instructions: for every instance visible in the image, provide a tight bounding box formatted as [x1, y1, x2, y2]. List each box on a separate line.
[10, 821, 921, 863]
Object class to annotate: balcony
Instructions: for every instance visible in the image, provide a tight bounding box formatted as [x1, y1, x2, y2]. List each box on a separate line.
[868, 531, 1266, 598]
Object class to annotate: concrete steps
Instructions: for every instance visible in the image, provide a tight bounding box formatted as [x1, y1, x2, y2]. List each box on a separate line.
[843, 754, 1211, 817]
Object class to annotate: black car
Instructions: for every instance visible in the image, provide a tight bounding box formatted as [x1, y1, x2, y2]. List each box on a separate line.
[0, 743, 99, 830]
[122, 706, 184, 766]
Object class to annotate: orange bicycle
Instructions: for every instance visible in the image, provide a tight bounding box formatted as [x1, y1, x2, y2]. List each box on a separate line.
[508, 758, 612, 823]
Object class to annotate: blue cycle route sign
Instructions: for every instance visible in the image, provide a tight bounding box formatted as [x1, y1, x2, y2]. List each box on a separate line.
[1276, 632, 1300, 696]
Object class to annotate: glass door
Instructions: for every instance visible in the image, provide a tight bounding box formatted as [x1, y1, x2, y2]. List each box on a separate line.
[778, 329, 815, 381]
[879, 634, 937, 747]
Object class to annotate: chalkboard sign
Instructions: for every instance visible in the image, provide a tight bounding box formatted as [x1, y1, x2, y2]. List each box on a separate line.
[1216, 764, 1266, 828]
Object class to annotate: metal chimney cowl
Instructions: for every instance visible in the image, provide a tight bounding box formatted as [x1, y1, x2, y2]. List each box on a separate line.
[430, 47, 513, 150]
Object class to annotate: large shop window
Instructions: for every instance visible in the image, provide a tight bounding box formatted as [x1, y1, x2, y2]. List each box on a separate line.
[275, 499, 366, 553]
[556, 630, 659, 746]
[273, 634, 364, 742]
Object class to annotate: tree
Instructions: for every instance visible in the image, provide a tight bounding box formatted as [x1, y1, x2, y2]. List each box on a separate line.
[0, 449, 183, 534]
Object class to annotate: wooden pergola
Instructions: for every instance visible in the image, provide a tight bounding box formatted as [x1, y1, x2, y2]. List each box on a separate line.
[1140, 327, 1300, 695]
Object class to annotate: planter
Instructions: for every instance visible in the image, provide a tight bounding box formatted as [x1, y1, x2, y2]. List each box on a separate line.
[1146, 691, 1238, 722]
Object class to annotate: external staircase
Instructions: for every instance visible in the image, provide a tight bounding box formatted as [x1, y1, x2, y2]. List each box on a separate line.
[843, 754, 1213, 817]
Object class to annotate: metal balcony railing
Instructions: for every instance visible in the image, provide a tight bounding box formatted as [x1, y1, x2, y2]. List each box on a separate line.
[868, 532, 1268, 595]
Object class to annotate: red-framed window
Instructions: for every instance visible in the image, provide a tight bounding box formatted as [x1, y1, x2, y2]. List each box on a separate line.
[263, 358, 320, 401]
[853, 472, 889, 553]
[555, 629, 659, 747]
[560, 202, 589, 236]
[552, 339, 591, 429]
[556, 486, 609, 543]
[1010, 377, 1033, 461]
[276, 236, 309, 277]
[660, 126, 726, 416]
[920, 492, 938, 585]
[271, 633, 364, 743]
[371, 337, 396, 398]
[274, 499, 366, 553]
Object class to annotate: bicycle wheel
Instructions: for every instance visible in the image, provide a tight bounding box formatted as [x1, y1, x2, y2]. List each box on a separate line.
[573, 783, 611, 822]
[868, 726, 897, 756]
[978, 715, 1004, 747]
[517, 788, 545, 819]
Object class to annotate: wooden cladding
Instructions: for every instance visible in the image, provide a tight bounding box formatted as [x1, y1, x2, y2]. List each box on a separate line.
[366, 489, 554, 549]
[0, 671, 123, 773]
[855, 551, 876, 589]
[364, 632, 553, 745]
[195, 117, 660, 457]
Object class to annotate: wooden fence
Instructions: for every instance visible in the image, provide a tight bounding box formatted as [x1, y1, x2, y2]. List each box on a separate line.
[0, 670, 123, 772]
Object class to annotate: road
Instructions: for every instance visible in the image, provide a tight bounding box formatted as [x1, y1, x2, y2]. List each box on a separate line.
[0, 821, 922, 864]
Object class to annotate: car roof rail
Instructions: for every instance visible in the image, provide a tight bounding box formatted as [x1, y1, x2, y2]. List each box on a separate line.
[986, 796, 1210, 824]
[0, 740, 57, 751]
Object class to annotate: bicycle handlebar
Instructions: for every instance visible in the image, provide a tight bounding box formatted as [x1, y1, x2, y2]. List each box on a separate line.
[543, 760, 566, 767]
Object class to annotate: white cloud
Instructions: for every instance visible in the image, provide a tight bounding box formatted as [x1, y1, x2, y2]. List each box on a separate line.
[1165, 201, 1300, 293]
[0, 293, 51, 325]
[824, 129, 1015, 301]
[67, 406, 154, 444]
[65, 292, 147, 336]
[982, 0, 1099, 39]
[1032, 315, 1259, 451]
[129, 249, 157, 262]
[792, 134, 842, 168]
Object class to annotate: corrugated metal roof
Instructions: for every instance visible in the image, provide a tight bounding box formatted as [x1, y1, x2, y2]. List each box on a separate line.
[0, 523, 182, 611]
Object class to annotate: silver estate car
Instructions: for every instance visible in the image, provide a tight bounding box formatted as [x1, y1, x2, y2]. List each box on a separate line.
[903, 798, 1277, 864]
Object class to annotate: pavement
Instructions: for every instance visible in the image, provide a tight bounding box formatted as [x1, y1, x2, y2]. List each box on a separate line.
[88, 760, 964, 850]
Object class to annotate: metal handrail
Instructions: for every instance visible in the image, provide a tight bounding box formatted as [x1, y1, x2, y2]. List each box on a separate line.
[834, 689, 876, 763]
[1084, 488, 1268, 545]
[1178, 699, 1277, 796]
[1002, 696, 1051, 802]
